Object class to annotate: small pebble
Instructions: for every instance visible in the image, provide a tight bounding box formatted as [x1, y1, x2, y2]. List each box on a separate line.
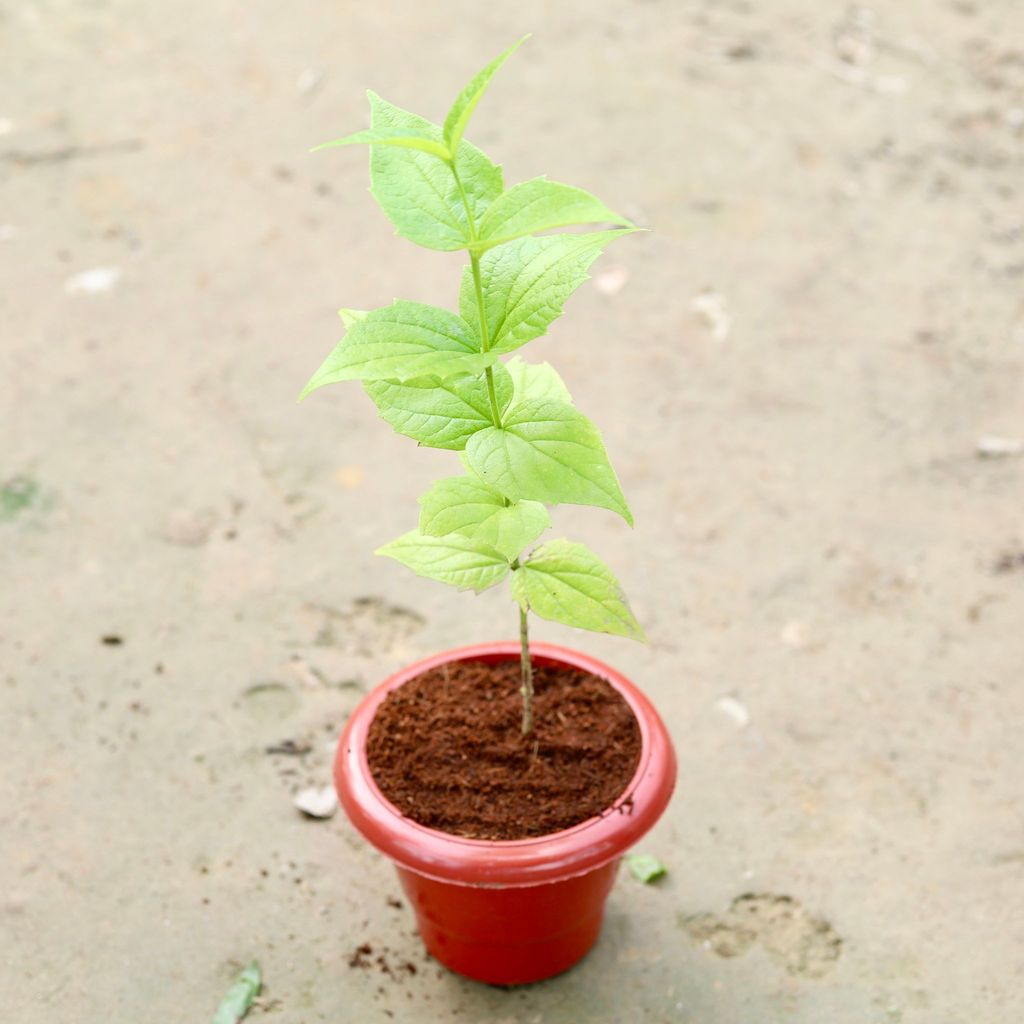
[294, 785, 338, 819]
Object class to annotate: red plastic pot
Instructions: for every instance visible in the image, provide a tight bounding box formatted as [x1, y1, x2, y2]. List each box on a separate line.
[334, 641, 676, 985]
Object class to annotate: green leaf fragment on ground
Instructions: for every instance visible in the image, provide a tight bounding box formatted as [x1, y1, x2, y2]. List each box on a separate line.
[0, 476, 39, 521]
[212, 961, 261, 1024]
[625, 854, 667, 884]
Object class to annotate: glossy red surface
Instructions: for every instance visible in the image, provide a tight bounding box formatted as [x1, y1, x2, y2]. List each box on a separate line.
[334, 642, 676, 983]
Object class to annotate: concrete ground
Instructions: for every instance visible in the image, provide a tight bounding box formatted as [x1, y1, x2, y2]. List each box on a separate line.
[2, 1, 1023, 1021]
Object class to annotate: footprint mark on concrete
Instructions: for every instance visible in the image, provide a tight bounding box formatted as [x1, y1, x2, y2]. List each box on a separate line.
[682, 893, 842, 978]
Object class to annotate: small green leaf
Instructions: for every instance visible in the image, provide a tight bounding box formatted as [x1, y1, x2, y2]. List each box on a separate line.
[212, 961, 261, 1024]
[460, 231, 632, 354]
[505, 356, 573, 410]
[301, 301, 491, 396]
[476, 178, 631, 248]
[465, 398, 632, 524]
[511, 540, 645, 640]
[625, 854, 667, 884]
[443, 36, 529, 157]
[419, 475, 505, 534]
[473, 501, 550, 559]
[313, 127, 450, 160]
[365, 363, 512, 449]
[419, 476, 549, 559]
[368, 92, 503, 251]
[377, 530, 510, 592]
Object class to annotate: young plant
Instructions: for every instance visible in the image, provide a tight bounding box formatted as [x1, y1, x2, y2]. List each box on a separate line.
[302, 38, 644, 734]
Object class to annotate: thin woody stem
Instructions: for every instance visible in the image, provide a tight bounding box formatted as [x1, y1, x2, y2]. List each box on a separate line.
[519, 604, 534, 735]
[453, 156, 533, 735]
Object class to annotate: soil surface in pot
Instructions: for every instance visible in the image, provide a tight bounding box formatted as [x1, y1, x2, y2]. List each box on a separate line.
[366, 658, 641, 840]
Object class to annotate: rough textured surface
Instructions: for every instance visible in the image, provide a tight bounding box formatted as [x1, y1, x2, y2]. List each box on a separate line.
[2, 2, 1023, 1022]
[366, 659, 641, 839]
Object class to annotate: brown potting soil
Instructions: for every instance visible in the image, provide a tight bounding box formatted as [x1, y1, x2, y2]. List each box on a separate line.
[365, 658, 642, 840]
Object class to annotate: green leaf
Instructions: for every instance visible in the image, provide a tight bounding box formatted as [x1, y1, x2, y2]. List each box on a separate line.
[419, 476, 549, 559]
[212, 961, 261, 1024]
[313, 127, 450, 160]
[625, 854, 667, 884]
[368, 92, 503, 251]
[505, 356, 573, 410]
[376, 530, 510, 592]
[364, 363, 513, 449]
[338, 308, 367, 327]
[301, 302, 491, 396]
[465, 398, 632, 524]
[443, 36, 528, 157]
[460, 231, 631, 354]
[511, 539, 645, 640]
[476, 178, 631, 248]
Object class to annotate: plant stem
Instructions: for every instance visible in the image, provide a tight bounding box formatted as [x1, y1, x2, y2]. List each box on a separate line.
[470, 253, 503, 426]
[450, 161, 502, 427]
[451, 157, 533, 735]
[519, 604, 534, 736]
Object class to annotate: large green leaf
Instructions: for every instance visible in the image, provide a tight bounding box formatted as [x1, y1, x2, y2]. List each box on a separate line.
[312, 127, 450, 160]
[376, 529, 510, 592]
[419, 476, 549, 559]
[443, 37, 528, 157]
[460, 231, 631, 354]
[464, 398, 632, 524]
[505, 356, 573, 410]
[476, 178, 631, 249]
[364, 363, 513, 449]
[301, 302, 490, 396]
[511, 539, 645, 640]
[368, 92, 503, 251]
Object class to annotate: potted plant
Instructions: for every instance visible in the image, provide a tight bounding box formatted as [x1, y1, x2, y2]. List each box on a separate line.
[302, 38, 676, 985]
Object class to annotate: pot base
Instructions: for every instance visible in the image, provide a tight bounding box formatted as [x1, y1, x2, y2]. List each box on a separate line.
[397, 860, 619, 985]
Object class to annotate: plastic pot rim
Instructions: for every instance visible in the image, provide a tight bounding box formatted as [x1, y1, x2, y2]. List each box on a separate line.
[334, 641, 677, 888]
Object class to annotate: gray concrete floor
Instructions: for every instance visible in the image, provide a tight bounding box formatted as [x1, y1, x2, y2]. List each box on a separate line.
[3, 1, 1023, 1021]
